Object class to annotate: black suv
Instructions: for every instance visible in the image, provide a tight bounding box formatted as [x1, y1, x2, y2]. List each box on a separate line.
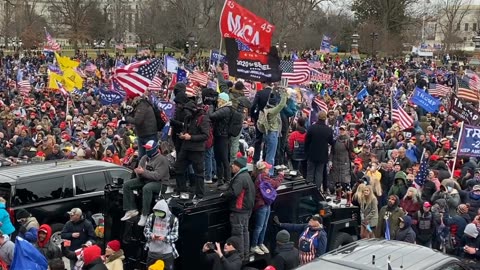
[0, 160, 131, 245]
[104, 175, 360, 270]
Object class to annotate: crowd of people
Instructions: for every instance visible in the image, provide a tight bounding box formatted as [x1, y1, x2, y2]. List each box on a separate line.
[0, 48, 479, 270]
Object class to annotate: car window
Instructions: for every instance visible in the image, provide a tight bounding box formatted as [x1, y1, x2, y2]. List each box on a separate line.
[109, 169, 132, 183]
[74, 172, 106, 195]
[441, 263, 467, 270]
[13, 176, 65, 206]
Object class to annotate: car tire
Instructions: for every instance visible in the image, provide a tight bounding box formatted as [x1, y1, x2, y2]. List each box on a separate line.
[50, 223, 65, 247]
[331, 232, 354, 249]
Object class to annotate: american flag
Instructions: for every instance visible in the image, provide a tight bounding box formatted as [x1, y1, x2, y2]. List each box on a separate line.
[56, 81, 69, 97]
[18, 80, 31, 96]
[414, 154, 428, 187]
[428, 84, 450, 97]
[458, 79, 480, 102]
[115, 44, 124, 51]
[113, 59, 162, 97]
[186, 83, 197, 97]
[280, 60, 310, 85]
[464, 70, 480, 91]
[85, 62, 97, 72]
[149, 73, 164, 91]
[392, 96, 413, 130]
[301, 108, 310, 117]
[307, 60, 323, 69]
[313, 96, 328, 112]
[45, 29, 61, 51]
[189, 71, 209, 86]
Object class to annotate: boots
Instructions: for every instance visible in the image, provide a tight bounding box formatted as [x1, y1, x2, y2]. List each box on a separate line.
[334, 183, 342, 204]
[344, 183, 353, 207]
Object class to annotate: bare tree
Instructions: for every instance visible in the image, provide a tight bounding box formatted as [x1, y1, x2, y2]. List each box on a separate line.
[50, 0, 98, 50]
[435, 0, 472, 52]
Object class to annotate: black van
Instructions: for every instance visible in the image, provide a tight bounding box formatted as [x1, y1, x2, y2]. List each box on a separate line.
[0, 160, 131, 245]
[104, 175, 360, 270]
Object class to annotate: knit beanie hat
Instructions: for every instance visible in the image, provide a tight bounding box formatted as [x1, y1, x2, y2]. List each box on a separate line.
[464, 223, 479, 238]
[458, 204, 469, 215]
[225, 236, 241, 250]
[233, 157, 247, 168]
[83, 245, 102, 265]
[15, 209, 30, 220]
[276, 230, 290, 244]
[107, 240, 121, 252]
[218, 92, 230, 102]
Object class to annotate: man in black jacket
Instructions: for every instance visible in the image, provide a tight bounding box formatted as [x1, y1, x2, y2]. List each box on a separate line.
[202, 236, 242, 270]
[170, 83, 189, 153]
[270, 230, 300, 270]
[174, 102, 210, 199]
[61, 208, 95, 268]
[125, 96, 158, 158]
[250, 83, 273, 164]
[305, 111, 334, 192]
[222, 157, 255, 260]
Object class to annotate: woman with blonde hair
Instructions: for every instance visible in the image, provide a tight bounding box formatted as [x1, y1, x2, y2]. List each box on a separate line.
[400, 187, 422, 217]
[358, 185, 378, 239]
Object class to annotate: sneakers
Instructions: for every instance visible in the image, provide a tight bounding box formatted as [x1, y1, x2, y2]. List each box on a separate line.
[259, 244, 269, 254]
[137, 215, 148, 226]
[204, 179, 213, 184]
[251, 246, 264, 255]
[121, 210, 139, 221]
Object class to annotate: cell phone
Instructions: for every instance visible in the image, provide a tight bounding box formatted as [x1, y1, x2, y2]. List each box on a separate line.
[63, 240, 71, 247]
[280, 78, 289, 88]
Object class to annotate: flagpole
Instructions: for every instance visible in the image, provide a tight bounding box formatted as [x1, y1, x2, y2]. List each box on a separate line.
[450, 121, 464, 179]
[218, 0, 227, 54]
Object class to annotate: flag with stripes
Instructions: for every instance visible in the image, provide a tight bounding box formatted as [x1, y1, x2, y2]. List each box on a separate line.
[186, 83, 198, 97]
[313, 96, 328, 112]
[307, 60, 323, 69]
[115, 43, 124, 51]
[458, 78, 480, 102]
[189, 71, 209, 86]
[85, 62, 97, 73]
[280, 60, 310, 85]
[392, 93, 413, 130]
[464, 70, 480, 91]
[149, 73, 164, 91]
[415, 155, 428, 187]
[18, 80, 31, 96]
[113, 59, 162, 98]
[45, 29, 61, 51]
[55, 80, 68, 97]
[428, 84, 450, 97]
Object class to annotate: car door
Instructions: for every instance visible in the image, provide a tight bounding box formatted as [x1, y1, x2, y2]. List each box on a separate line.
[73, 171, 107, 220]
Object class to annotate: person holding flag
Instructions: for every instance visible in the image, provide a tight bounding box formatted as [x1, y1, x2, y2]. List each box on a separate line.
[376, 195, 405, 240]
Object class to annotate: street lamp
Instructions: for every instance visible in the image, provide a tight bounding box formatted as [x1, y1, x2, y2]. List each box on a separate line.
[351, 33, 360, 60]
[194, 41, 198, 48]
[283, 42, 287, 50]
[186, 41, 189, 48]
[275, 42, 279, 49]
[370, 32, 379, 57]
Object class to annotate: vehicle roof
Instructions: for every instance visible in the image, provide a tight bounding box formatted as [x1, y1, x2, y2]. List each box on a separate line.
[298, 239, 458, 270]
[0, 160, 122, 183]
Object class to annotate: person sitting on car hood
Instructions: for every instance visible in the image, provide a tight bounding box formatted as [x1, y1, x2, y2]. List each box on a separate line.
[15, 208, 39, 243]
[395, 215, 416, 243]
[35, 224, 62, 260]
[275, 214, 327, 265]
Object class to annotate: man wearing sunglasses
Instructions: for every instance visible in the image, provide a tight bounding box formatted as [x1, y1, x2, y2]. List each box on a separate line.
[202, 236, 242, 270]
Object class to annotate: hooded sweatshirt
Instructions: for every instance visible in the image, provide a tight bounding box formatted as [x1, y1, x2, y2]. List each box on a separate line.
[395, 215, 416, 243]
[0, 203, 15, 235]
[376, 195, 405, 240]
[35, 224, 62, 260]
[143, 200, 179, 258]
[388, 172, 408, 199]
[0, 235, 14, 265]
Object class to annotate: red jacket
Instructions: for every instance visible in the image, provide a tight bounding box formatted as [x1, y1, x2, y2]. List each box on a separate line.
[254, 172, 283, 210]
[288, 129, 306, 151]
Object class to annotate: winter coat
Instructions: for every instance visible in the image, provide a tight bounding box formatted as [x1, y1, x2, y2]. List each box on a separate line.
[61, 218, 95, 251]
[376, 201, 405, 239]
[205, 249, 242, 270]
[413, 210, 434, 244]
[105, 250, 125, 270]
[388, 174, 408, 200]
[180, 108, 210, 152]
[360, 197, 379, 227]
[305, 122, 334, 164]
[422, 180, 438, 202]
[208, 103, 232, 137]
[280, 223, 327, 258]
[254, 172, 282, 210]
[0, 203, 14, 235]
[0, 236, 14, 265]
[431, 190, 461, 217]
[270, 242, 300, 270]
[35, 224, 62, 260]
[83, 258, 108, 270]
[395, 215, 416, 243]
[466, 191, 480, 221]
[400, 198, 421, 217]
[125, 99, 157, 137]
[19, 217, 39, 243]
[224, 167, 255, 214]
[459, 235, 480, 260]
[263, 91, 287, 133]
[250, 88, 272, 122]
[330, 136, 352, 184]
[136, 152, 170, 182]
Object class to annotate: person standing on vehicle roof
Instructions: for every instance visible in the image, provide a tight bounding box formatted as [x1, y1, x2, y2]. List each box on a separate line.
[121, 140, 170, 226]
[274, 214, 327, 265]
[221, 157, 255, 260]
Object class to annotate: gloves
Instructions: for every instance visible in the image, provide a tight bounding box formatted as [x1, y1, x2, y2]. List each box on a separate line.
[272, 216, 281, 226]
[19, 225, 27, 235]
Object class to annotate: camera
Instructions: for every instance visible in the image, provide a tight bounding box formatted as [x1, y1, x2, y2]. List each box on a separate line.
[206, 242, 215, 250]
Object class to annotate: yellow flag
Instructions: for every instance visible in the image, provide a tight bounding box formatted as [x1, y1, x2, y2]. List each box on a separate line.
[64, 69, 84, 90]
[48, 72, 75, 91]
[55, 53, 79, 71]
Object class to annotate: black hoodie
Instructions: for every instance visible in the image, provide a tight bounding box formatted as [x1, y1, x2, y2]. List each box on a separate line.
[271, 242, 300, 270]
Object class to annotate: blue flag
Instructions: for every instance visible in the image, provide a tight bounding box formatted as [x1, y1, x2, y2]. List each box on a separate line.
[415, 156, 428, 187]
[411, 86, 440, 113]
[385, 219, 391, 240]
[210, 50, 226, 65]
[164, 56, 179, 73]
[10, 237, 48, 270]
[356, 86, 369, 101]
[99, 88, 124, 105]
[458, 124, 480, 157]
[177, 68, 187, 83]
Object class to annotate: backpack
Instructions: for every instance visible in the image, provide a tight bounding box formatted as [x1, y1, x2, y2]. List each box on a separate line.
[292, 140, 306, 161]
[259, 175, 277, 205]
[147, 100, 168, 131]
[228, 107, 244, 137]
[197, 113, 214, 149]
[298, 228, 319, 252]
[256, 109, 268, 134]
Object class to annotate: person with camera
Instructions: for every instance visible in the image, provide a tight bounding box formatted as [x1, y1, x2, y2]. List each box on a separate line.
[121, 140, 170, 226]
[273, 214, 327, 265]
[202, 236, 242, 270]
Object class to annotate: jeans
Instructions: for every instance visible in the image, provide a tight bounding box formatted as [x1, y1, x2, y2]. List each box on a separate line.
[123, 178, 163, 216]
[214, 136, 230, 183]
[137, 134, 158, 159]
[253, 125, 264, 164]
[251, 205, 271, 247]
[230, 212, 250, 258]
[265, 131, 279, 175]
[307, 161, 326, 191]
[230, 134, 241, 163]
[175, 150, 205, 196]
[204, 147, 214, 180]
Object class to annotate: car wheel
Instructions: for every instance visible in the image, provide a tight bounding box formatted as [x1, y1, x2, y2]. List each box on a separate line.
[50, 223, 65, 247]
[332, 232, 354, 249]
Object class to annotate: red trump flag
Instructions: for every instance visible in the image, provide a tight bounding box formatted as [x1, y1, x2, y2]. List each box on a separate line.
[219, 0, 275, 53]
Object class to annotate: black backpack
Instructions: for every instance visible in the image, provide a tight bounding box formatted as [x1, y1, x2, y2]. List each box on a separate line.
[146, 100, 168, 131]
[228, 107, 244, 137]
